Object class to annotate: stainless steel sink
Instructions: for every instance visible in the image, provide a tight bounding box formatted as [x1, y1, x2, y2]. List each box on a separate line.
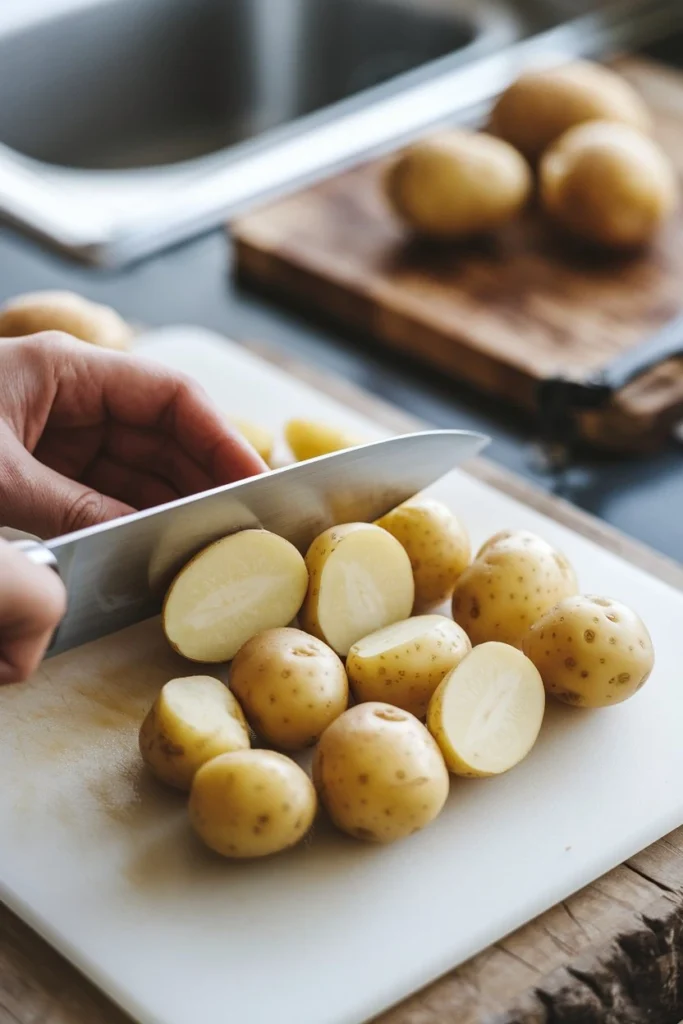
[0, 0, 680, 265]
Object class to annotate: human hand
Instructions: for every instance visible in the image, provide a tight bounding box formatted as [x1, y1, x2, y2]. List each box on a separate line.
[0, 539, 66, 683]
[0, 331, 267, 538]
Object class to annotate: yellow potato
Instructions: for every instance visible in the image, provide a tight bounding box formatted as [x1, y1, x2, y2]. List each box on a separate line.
[139, 675, 250, 790]
[189, 749, 316, 858]
[299, 523, 414, 656]
[162, 530, 308, 662]
[0, 290, 133, 350]
[427, 642, 545, 777]
[346, 615, 471, 719]
[385, 130, 531, 239]
[313, 702, 448, 843]
[285, 419, 366, 462]
[227, 417, 274, 463]
[230, 627, 348, 750]
[376, 498, 471, 612]
[452, 529, 578, 648]
[522, 594, 654, 707]
[540, 120, 678, 248]
[489, 60, 651, 161]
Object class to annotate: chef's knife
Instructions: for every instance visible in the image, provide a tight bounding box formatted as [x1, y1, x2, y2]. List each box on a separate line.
[15, 429, 487, 656]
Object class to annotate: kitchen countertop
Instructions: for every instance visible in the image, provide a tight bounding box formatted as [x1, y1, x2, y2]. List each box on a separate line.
[1, 221, 681, 561]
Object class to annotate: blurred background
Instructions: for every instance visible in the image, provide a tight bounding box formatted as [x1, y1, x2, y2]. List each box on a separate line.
[0, 0, 681, 559]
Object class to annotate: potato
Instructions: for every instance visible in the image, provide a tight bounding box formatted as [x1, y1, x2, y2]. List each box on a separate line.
[284, 419, 366, 462]
[376, 498, 471, 612]
[162, 529, 308, 662]
[489, 60, 651, 162]
[299, 523, 414, 656]
[427, 642, 544, 776]
[522, 594, 654, 707]
[346, 615, 471, 718]
[385, 130, 531, 239]
[0, 290, 133, 350]
[228, 417, 274, 464]
[230, 627, 348, 750]
[313, 702, 448, 843]
[139, 675, 250, 790]
[540, 121, 678, 248]
[189, 749, 316, 858]
[452, 529, 578, 648]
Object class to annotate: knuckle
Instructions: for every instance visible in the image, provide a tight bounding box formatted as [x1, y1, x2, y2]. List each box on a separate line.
[62, 489, 108, 534]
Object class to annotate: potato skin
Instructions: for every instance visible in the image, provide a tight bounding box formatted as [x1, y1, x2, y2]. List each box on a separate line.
[285, 419, 365, 462]
[375, 498, 471, 612]
[522, 595, 654, 707]
[139, 676, 250, 791]
[228, 417, 274, 463]
[0, 290, 133, 350]
[230, 627, 348, 750]
[189, 750, 317, 858]
[490, 60, 651, 161]
[313, 702, 449, 843]
[346, 615, 471, 719]
[385, 130, 531, 239]
[540, 121, 678, 248]
[452, 530, 578, 648]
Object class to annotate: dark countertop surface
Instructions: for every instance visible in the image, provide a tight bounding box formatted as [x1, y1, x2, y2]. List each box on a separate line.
[1, 33, 682, 565]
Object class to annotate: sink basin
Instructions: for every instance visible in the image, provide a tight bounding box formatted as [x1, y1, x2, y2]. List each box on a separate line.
[0, 0, 679, 265]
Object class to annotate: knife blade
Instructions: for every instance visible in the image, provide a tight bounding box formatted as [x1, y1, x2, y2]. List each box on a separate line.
[19, 429, 487, 655]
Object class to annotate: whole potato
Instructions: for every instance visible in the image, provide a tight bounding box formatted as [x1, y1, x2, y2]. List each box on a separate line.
[376, 498, 471, 612]
[230, 627, 348, 750]
[189, 749, 317, 858]
[540, 120, 678, 248]
[285, 419, 366, 462]
[0, 290, 133, 350]
[300, 523, 414, 656]
[313, 702, 449, 843]
[228, 417, 274, 464]
[346, 615, 471, 719]
[385, 130, 531, 239]
[139, 676, 250, 790]
[452, 529, 578, 647]
[427, 642, 545, 777]
[522, 594, 654, 707]
[489, 60, 651, 161]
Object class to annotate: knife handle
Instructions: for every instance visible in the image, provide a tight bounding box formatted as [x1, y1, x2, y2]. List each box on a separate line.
[10, 538, 60, 574]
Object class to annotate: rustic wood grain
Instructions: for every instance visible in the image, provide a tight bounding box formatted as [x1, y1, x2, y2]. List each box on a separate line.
[233, 58, 683, 453]
[2, 339, 682, 1024]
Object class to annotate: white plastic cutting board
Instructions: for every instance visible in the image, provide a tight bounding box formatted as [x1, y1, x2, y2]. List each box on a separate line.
[1, 326, 683, 1024]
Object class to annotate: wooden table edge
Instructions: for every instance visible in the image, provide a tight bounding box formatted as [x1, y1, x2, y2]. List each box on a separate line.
[1, 338, 681, 1024]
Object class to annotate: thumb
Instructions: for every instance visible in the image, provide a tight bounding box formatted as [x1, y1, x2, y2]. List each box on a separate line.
[1, 433, 133, 539]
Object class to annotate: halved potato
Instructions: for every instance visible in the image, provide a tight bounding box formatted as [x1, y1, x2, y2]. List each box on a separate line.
[285, 419, 366, 462]
[299, 523, 414, 656]
[139, 675, 250, 790]
[346, 614, 471, 718]
[427, 642, 545, 777]
[162, 530, 308, 662]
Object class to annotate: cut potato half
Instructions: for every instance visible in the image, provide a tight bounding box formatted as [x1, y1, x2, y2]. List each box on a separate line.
[300, 523, 414, 656]
[162, 530, 308, 662]
[139, 675, 250, 790]
[347, 614, 471, 718]
[427, 641, 545, 777]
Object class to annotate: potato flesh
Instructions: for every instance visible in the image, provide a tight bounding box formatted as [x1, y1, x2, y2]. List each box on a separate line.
[347, 614, 471, 718]
[189, 749, 317, 858]
[230, 627, 348, 750]
[523, 594, 654, 707]
[139, 676, 250, 790]
[427, 642, 545, 777]
[313, 702, 449, 843]
[162, 530, 308, 663]
[376, 498, 471, 612]
[285, 419, 365, 462]
[301, 523, 414, 656]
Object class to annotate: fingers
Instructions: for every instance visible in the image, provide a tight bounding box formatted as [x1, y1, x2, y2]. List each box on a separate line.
[103, 423, 214, 496]
[0, 539, 67, 683]
[84, 454, 179, 510]
[0, 428, 133, 539]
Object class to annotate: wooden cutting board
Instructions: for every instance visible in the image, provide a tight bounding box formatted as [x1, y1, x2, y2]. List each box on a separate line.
[232, 58, 683, 452]
[2, 326, 683, 1024]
